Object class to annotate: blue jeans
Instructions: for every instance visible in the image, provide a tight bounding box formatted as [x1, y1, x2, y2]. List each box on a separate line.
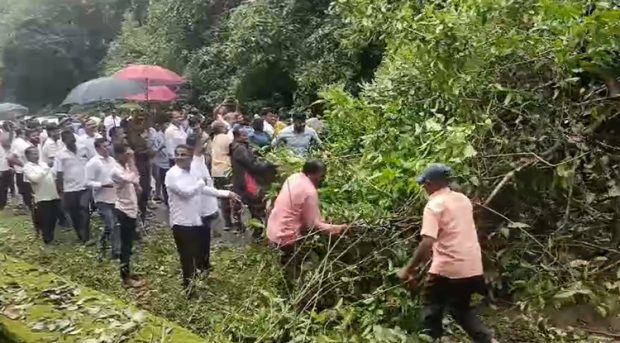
[97, 202, 120, 257]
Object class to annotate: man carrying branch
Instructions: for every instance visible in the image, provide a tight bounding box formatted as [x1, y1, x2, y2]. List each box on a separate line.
[398, 164, 498, 343]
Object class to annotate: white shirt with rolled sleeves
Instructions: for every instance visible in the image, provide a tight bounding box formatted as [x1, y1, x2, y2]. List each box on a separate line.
[54, 148, 88, 192]
[164, 124, 187, 159]
[190, 155, 219, 217]
[85, 154, 117, 204]
[23, 161, 59, 202]
[10, 137, 33, 174]
[165, 165, 230, 227]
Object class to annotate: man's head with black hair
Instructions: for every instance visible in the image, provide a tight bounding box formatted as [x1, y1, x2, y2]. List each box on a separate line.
[302, 159, 326, 188]
[61, 129, 76, 151]
[293, 113, 307, 133]
[25, 146, 39, 163]
[252, 118, 264, 132]
[94, 138, 110, 158]
[232, 127, 249, 144]
[260, 107, 277, 126]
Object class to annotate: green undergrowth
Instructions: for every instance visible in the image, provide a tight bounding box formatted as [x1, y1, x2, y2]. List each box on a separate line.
[0, 211, 286, 341]
[0, 210, 611, 342]
[0, 255, 204, 342]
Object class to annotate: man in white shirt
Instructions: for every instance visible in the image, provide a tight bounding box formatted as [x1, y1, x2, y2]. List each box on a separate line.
[150, 123, 169, 203]
[165, 110, 188, 166]
[165, 144, 239, 292]
[187, 133, 224, 273]
[9, 128, 35, 211]
[111, 143, 144, 288]
[103, 112, 122, 141]
[78, 120, 103, 160]
[0, 132, 12, 209]
[40, 124, 64, 167]
[86, 138, 120, 259]
[23, 146, 61, 245]
[55, 129, 90, 243]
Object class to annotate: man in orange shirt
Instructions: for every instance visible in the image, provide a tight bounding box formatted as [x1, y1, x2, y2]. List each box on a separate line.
[398, 164, 497, 343]
[267, 160, 348, 282]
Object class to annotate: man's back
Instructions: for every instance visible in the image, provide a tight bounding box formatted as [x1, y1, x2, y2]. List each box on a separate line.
[422, 188, 483, 279]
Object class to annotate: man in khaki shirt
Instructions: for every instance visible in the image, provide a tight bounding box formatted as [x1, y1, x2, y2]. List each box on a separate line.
[210, 121, 233, 228]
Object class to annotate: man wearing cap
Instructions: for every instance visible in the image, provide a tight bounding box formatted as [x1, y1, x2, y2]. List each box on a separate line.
[398, 164, 497, 343]
[272, 113, 321, 155]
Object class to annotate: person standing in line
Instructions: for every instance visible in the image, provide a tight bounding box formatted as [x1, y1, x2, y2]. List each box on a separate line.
[104, 111, 122, 141]
[55, 130, 91, 243]
[78, 120, 103, 160]
[165, 144, 238, 293]
[23, 147, 61, 245]
[86, 138, 120, 259]
[267, 160, 349, 284]
[249, 118, 271, 148]
[40, 124, 64, 167]
[187, 133, 237, 273]
[272, 113, 322, 155]
[8, 128, 35, 211]
[0, 133, 13, 209]
[111, 143, 144, 288]
[150, 122, 169, 203]
[165, 110, 188, 178]
[126, 111, 153, 224]
[397, 164, 498, 343]
[211, 121, 234, 229]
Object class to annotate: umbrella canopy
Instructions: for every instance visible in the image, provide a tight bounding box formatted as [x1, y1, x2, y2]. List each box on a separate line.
[62, 77, 147, 105]
[113, 64, 185, 85]
[126, 86, 177, 102]
[0, 103, 29, 119]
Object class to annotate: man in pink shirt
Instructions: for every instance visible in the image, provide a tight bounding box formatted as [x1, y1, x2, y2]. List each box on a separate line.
[267, 160, 348, 282]
[398, 164, 497, 343]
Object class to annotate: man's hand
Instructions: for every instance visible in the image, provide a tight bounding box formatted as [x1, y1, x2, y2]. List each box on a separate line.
[228, 192, 241, 203]
[396, 266, 412, 282]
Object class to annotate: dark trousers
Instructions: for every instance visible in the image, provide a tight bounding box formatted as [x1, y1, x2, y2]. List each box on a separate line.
[200, 213, 217, 271]
[214, 177, 232, 226]
[422, 274, 493, 343]
[135, 154, 151, 222]
[8, 169, 15, 196]
[158, 167, 169, 206]
[0, 170, 12, 209]
[36, 199, 60, 244]
[115, 209, 136, 280]
[63, 190, 90, 243]
[172, 225, 205, 288]
[15, 172, 33, 210]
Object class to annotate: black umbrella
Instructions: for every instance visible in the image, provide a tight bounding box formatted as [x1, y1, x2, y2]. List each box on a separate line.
[0, 103, 29, 120]
[62, 77, 146, 105]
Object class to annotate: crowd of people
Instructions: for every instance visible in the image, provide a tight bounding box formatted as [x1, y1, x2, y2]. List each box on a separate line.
[0, 102, 324, 290]
[0, 99, 499, 342]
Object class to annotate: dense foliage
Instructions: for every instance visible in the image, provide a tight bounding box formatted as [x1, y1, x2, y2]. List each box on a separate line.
[0, 0, 141, 109]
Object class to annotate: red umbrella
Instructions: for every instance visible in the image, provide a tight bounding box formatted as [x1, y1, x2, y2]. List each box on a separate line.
[113, 64, 185, 85]
[126, 86, 177, 102]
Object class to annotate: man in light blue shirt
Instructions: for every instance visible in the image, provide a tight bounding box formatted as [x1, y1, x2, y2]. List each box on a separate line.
[272, 113, 322, 155]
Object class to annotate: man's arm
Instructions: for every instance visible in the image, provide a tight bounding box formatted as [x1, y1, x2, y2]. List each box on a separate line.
[398, 205, 440, 280]
[301, 191, 347, 235]
[165, 171, 204, 199]
[53, 155, 63, 193]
